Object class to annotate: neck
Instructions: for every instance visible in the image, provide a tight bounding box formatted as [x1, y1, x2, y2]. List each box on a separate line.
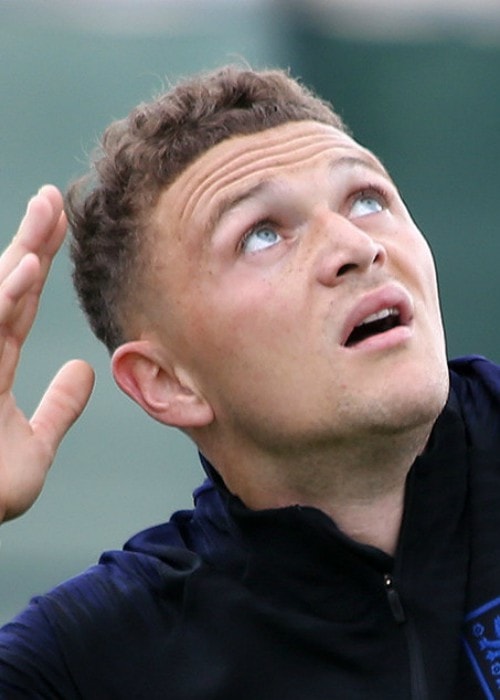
[315, 483, 406, 556]
[207, 423, 434, 556]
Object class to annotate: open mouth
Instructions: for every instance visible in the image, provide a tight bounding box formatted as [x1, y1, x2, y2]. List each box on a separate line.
[345, 307, 402, 347]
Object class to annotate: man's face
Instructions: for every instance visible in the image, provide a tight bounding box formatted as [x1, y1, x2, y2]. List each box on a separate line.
[149, 121, 448, 459]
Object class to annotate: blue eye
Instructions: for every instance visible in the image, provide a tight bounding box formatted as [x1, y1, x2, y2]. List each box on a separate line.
[350, 192, 385, 219]
[242, 225, 282, 253]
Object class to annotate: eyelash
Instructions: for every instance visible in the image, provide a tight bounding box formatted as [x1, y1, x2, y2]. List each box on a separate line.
[239, 219, 280, 251]
[238, 182, 392, 252]
[349, 182, 391, 211]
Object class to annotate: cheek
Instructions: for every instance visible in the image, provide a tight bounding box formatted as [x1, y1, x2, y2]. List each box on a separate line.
[177, 282, 261, 360]
[398, 230, 439, 292]
[192, 279, 308, 388]
[205, 273, 284, 332]
[417, 243, 441, 303]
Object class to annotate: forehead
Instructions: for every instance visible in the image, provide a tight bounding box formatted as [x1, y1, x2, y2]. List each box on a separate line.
[155, 121, 387, 237]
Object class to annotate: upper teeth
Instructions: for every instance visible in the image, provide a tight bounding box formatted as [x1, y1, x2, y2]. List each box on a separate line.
[357, 307, 398, 326]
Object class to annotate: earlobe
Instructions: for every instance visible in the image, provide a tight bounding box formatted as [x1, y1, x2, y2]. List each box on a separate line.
[111, 340, 214, 429]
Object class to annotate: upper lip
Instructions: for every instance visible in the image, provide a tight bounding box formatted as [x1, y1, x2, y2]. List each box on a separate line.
[340, 283, 414, 347]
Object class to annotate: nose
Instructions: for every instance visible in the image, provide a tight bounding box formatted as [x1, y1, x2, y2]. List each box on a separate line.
[314, 214, 387, 287]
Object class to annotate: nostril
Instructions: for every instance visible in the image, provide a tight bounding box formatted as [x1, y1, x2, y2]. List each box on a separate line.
[337, 263, 358, 277]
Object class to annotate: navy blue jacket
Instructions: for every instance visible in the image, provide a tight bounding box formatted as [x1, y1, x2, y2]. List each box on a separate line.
[1, 355, 500, 699]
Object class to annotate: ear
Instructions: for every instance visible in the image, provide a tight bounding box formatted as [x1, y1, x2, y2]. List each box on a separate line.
[111, 340, 214, 429]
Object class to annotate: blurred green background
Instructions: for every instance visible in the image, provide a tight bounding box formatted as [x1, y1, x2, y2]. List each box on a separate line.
[1, 0, 500, 624]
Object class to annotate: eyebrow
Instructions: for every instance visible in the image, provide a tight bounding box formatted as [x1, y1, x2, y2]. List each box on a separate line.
[202, 181, 273, 241]
[331, 155, 390, 179]
[204, 154, 391, 238]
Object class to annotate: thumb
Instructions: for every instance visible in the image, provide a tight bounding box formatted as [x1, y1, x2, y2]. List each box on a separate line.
[30, 359, 95, 462]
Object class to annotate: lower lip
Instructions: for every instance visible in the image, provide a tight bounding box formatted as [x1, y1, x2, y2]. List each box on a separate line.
[344, 325, 413, 353]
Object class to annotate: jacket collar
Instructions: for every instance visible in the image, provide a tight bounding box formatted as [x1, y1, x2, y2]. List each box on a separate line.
[195, 389, 468, 615]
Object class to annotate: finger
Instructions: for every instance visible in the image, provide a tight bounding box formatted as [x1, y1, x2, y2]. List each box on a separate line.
[14, 187, 64, 252]
[0, 252, 42, 332]
[35, 185, 68, 258]
[0, 253, 40, 316]
[37, 184, 64, 211]
[20, 193, 68, 299]
[28, 208, 67, 298]
[0, 254, 42, 392]
[0, 187, 65, 283]
[30, 359, 95, 463]
[0, 254, 40, 364]
[0, 188, 67, 356]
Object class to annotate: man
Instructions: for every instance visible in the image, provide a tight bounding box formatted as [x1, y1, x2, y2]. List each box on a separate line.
[0, 66, 497, 698]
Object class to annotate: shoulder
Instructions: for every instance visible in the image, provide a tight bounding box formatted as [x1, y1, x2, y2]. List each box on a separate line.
[450, 355, 500, 393]
[39, 482, 228, 630]
[0, 483, 227, 695]
[0, 546, 212, 697]
[449, 354, 500, 448]
[449, 355, 500, 411]
[0, 550, 209, 697]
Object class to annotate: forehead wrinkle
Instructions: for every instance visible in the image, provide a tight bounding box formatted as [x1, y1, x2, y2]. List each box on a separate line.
[180, 132, 334, 224]
[180, 132, 356, 237]
[198, 150, 391, 239]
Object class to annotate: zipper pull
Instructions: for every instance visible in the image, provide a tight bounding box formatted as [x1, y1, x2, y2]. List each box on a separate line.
[384, 573, 406, 624]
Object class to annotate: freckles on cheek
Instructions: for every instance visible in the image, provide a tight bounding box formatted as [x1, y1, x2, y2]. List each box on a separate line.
[198, 269, 297, 349]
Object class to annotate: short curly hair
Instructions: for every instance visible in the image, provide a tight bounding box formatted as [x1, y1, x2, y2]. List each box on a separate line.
[66, 65, 347, 352]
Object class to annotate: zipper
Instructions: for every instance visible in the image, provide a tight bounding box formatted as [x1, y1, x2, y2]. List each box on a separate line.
[384, 573, 429, 699]
[384, 573, 406, 624]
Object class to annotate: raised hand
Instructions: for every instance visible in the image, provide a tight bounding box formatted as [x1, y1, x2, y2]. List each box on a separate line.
[0, 186, 95, 523]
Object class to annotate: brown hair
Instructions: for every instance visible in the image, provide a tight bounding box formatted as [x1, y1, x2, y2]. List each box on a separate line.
[66, 65, 347, 351]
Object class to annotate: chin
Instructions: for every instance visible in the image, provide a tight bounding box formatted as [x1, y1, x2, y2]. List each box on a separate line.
[376, 364, 450, 435]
